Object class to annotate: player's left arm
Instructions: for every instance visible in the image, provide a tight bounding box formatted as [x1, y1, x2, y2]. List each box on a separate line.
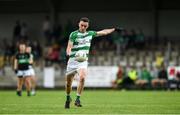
[96, 28, 115, 37]
[29, 54, 33, 64]
[96, 27, 123, 37]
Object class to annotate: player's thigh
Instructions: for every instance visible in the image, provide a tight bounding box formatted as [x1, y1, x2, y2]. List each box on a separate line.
[78, 68, 87, 79]
[31, 76, 36, 81]
[160, 79, 167, 84]
[17, 77, 24, 84]
[24, 76, 31, 85]
[66, 74, 75, 83]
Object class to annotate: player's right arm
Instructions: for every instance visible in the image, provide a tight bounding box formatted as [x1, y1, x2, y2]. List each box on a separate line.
[66, 32, 76, 56]
[66, 40, 73, 56]
[14, 59, 18, 70]
[13, 55, 18, 74]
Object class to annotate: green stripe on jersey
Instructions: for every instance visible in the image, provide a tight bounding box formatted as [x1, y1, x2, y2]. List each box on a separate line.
[71, 46, 90, 51]
[70, 54, 89, 58]
[18, 59, 29, 64]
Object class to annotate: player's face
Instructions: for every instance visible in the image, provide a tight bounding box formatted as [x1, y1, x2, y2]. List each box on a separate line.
[79, 21, 89, 33]
[19, 44, 26, 52]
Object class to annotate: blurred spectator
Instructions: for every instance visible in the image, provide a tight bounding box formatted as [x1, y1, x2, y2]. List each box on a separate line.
[42, 16, 51, 45]
[59, 47, 66, 67]
[168, 67, 180, 90]
[20, 22, 29, 40]
[122, 66, 138, 89]
[31, 40, 42, 63]
[150, 66, 159, 81]
[13, 20, 21, 42]
[176, 71, 180, 89]
[155, 53, 164, 69]
[112, 31, 125, 55]
[45, 46, 59, 66]
[151, 65, 168, 89]
[128, 29, 136, 49]
[64, 20, 75, 38]
[122, 29, 129, 49]
[135, 66, 152, 89]
[135, 28, 145, 49]
[4, 40, 16, 66]
[52, 24, 62, 42]
[111, 65, 124, 89]
[0, 44, 5, 76]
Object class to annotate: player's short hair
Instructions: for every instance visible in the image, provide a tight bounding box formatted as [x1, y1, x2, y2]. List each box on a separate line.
[80, 17, 89, 23]
[19, 41, 26, 46]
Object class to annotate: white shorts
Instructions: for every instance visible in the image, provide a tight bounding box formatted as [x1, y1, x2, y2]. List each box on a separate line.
[16, 69, 32, 77]
[29, 68, 35, 76]
[66, 59, 88, 76]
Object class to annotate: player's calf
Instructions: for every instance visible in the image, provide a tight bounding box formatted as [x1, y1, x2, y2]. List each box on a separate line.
[65, 96, 72, 109]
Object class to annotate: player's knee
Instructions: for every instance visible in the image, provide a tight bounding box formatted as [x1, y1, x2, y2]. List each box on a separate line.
[66, 74, 74, 79]
[66, 83, 71, 88]
[80, 77, 85, 82]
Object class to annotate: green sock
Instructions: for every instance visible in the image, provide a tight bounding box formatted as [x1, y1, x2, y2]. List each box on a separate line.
[66, 95, 71, 101]
[27, 91, 31, 96]
[76, 95, 80, 101]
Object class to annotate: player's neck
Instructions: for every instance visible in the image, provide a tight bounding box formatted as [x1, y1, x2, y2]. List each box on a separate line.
[78, 29, 86, 33]
[19, 51, 25, 53]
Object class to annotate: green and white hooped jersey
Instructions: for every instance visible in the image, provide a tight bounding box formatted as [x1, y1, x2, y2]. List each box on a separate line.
[69, 30, 97, 60]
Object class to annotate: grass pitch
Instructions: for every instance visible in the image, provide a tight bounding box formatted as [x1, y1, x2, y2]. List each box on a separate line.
[0, 90, 180, 114]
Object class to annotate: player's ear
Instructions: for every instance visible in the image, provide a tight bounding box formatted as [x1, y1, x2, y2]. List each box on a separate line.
[86, 23, 89, 28]
[78, 22, 80, 27]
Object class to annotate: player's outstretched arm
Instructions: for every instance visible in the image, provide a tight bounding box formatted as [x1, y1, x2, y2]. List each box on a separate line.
[96, 27, 123, 37]
[96, 28, 115, 37]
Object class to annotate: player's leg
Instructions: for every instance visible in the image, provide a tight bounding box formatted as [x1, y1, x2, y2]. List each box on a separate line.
[151, 79, 159, 89]
[65, 74, 74, 95]
[31, 75, 36, 95]
[160, 79, 168, 89]
[16, 77, 24, 96]
[75, 68, 87, 107]
[24, 76, 32, 96]
[30, 68, 36, 95]
[65, 73, 75, 109]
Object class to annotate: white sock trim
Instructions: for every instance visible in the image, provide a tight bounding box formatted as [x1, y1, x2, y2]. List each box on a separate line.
[76, 93, 81, 96]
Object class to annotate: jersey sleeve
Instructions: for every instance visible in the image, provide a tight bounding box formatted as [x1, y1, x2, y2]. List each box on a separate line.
[89, 31, 97, 38]
[69, 32, 76, 43]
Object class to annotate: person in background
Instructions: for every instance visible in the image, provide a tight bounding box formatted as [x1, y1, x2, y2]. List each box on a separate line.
[26, 46, 36, 96]
[14, 42, 32, 96]
[122, 66, 138, 89]
[42, 16, 51, 45]
[112, 65, 124, 89]
[136, 66, 152, 89]
[151, 65, 168, 89]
